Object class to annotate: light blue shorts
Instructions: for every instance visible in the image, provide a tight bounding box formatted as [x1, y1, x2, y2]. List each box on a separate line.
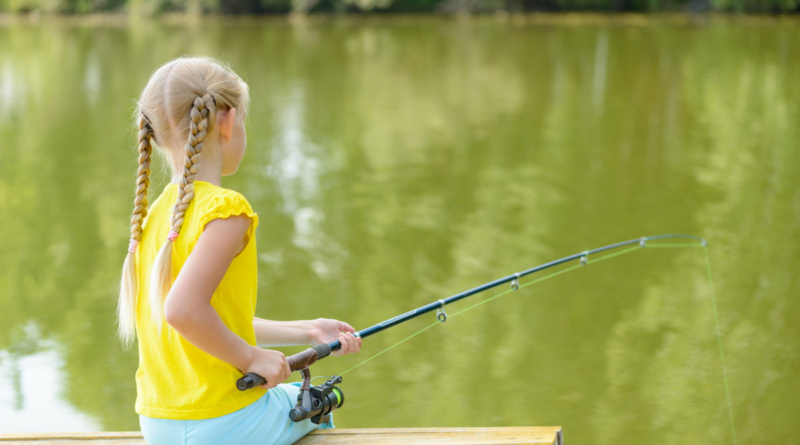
[139, 383, 334, 445]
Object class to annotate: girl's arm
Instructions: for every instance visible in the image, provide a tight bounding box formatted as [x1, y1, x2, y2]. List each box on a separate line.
[253, 318, 362, 356]
[252, 318, 313, 347]
[164, 215, 290, 389]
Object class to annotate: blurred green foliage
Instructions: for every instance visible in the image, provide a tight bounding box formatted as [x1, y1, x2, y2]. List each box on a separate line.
[0, 0, 797, 15]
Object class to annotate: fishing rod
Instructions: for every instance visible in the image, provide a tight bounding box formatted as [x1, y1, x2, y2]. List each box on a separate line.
[236, 233, 705, 424]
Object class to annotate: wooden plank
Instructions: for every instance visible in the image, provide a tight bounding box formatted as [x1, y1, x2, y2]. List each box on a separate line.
[0, 427, 563, 445]
[0, 432, 142, 444]
[298, 427, 563, 445]
[0, 432, 142, 445]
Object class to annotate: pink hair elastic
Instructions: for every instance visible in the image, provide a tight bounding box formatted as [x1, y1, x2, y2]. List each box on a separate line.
[167, 231, 180, 242]
[128, 239, 139, 253]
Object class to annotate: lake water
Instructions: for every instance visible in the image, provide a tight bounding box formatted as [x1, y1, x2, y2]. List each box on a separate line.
[0, 14, 798, 443]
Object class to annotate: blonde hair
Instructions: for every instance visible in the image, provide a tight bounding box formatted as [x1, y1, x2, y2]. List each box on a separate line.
[118, 56, 250, 347]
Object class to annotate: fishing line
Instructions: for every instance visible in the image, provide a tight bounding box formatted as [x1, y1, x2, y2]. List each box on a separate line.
[705, 246, 738, 445]
[335, 241, 737, 444]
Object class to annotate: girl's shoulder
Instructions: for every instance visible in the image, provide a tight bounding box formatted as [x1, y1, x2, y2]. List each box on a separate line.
[193, 181, 258, 233]
[141, 181, 258, 257]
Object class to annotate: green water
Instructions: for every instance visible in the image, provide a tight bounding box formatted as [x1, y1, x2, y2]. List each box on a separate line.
[1, 15, 798, 443]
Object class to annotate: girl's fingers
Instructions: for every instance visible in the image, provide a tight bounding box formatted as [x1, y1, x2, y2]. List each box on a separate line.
[345, 332, 360, 354]
[283, 360, 291, 380]
[341, 322, 356, 334]
[331, 331, 361, 356]
[345, 332, 356, 353]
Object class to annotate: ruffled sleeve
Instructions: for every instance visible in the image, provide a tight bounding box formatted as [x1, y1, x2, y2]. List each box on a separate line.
[195, 189, 258, 249]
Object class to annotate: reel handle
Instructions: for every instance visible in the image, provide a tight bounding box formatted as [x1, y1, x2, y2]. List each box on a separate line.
[289, 406, 310, 422]
[236, 343, 332, 391]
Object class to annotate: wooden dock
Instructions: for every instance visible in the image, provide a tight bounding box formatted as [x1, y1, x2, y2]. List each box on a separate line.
[0, 427, 563, 444]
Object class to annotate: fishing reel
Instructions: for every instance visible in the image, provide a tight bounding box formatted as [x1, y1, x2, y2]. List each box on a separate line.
[235, 344, 344, 425]
[289, 369, 344, 424]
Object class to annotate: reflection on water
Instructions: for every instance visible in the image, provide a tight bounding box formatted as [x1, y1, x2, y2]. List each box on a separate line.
[0, 16, 798, 444]
[0, 327, 99, 432]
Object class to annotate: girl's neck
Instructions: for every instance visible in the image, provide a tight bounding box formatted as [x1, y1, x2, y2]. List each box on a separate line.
[171, 173, 222, 187]
[170, 151, 223, 187]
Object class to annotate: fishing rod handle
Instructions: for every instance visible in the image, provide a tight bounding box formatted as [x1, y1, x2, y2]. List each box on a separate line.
[288, 343, 332, 369]
[236, 344, 332, 391]
[236, 373, 265, 390]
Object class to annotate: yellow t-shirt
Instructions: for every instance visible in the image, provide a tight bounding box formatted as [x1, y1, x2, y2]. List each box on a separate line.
[134, 180, 267, 419]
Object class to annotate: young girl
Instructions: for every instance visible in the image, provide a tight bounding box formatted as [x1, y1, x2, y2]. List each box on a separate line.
[117, 56, 362, 445]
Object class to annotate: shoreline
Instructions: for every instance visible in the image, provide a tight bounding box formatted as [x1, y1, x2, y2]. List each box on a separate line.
[1, 11, 798, 26]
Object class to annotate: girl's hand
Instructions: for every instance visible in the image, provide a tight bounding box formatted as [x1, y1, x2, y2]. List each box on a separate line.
[308, 318, 363, 356]
[243, 346, 292, 390]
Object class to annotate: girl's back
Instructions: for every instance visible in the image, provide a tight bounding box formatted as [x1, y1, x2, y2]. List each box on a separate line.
[134, 181, 265, 419]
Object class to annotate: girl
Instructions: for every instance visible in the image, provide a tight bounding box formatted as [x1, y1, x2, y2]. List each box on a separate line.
[117, 56, 362, 445]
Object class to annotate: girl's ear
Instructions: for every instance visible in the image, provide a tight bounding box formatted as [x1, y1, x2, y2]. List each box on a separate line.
[218, 107, 237, 143]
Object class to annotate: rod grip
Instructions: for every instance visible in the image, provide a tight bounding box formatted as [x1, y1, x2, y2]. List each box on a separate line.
[236, 373, 265, 391]
[236, 344, 333, 391]
[288, 343, 332, 370]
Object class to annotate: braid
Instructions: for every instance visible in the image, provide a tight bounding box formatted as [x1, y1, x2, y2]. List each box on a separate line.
[117, 114, 154, 347]
[132, 115, 154, 245]
[171, 94, 215, 235]
[149, 93, 216, 326]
